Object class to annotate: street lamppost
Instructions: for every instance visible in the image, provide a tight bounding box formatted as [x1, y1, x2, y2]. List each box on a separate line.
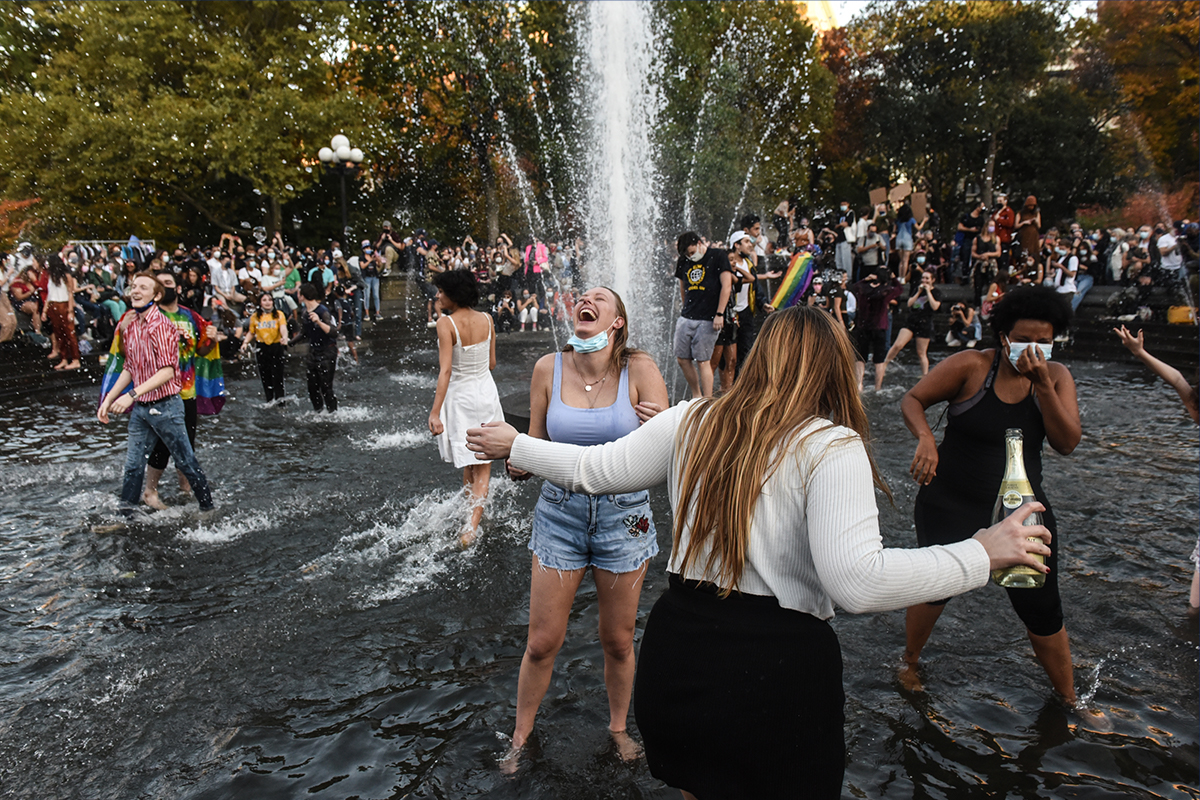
[318, 134, 364, 240]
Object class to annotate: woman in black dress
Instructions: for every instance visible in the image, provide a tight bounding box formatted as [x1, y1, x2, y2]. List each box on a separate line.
[899, 286, 1081, 702]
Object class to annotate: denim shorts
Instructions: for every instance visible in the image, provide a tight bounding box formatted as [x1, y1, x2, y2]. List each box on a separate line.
[530, 481, 659, 573]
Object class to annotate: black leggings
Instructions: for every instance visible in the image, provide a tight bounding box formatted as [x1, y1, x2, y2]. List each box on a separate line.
[148, 397, 198, 471]
[306, 348, 338, 412]
[916, 505, 1064, 637]
[256, 342, 287, 401]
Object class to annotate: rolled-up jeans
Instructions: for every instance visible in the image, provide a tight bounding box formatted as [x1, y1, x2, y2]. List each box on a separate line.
[1070, 273, 1094, 312]
[120, 395, 213, 512]
[363, 276, 381, 317]
[835, 241, 852, 276]
[352, 290, 365, 338]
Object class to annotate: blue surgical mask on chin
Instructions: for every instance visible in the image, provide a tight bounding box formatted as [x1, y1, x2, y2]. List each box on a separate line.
[567, 322, 617, 354]
[1006, 340, 1052, 369]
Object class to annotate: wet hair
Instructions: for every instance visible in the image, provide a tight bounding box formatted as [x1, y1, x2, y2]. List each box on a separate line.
[739, 213, 761, 230]
[988, 285, 1071, 338]
[676, 231, 702, 258]
[299, 283, 321, 301]
[432, 268, 479, 309]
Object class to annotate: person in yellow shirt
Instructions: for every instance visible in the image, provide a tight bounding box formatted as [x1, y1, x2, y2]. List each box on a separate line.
[242, 292, 290, 403]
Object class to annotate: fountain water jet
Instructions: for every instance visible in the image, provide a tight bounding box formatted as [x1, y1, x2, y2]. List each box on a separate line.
[578, 1, 671, 363]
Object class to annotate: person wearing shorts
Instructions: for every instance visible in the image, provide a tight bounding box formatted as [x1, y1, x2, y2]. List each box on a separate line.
[673, 231, 731, 398]
[500, 286, 669, 770]
[879, 269, 942, 389]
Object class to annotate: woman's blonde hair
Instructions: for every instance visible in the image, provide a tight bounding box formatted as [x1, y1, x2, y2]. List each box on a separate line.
[673, 305, 890, 594]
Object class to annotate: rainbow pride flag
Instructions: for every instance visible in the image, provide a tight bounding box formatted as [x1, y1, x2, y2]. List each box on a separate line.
[769, 251, 815, 309]
[99, 308, 226, 415]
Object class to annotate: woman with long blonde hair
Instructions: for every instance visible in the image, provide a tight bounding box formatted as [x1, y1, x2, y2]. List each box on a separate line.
[468, 305, 1050, 797]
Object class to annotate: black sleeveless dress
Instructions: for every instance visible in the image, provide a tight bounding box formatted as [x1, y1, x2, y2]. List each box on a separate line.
[914, 351, 1064, 636]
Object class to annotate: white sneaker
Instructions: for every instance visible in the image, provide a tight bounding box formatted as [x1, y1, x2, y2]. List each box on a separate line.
[966, 339, 978, 348]
[426, 320, 437, 328]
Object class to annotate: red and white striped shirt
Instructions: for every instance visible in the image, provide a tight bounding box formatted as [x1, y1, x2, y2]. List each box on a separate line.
[123, 306, 182, 401]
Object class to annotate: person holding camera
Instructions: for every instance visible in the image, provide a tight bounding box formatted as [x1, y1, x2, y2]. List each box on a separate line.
[879, 269, 942, 388]
[946, 301, 982, 348]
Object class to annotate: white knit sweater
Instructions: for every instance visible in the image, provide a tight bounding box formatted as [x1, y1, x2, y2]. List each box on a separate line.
[509, 401, 990, 620]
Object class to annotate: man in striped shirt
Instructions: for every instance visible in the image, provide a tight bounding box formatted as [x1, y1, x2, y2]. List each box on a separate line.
[98, 273, 214, 517]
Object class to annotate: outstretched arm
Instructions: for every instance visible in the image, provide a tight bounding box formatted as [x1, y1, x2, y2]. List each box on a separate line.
[468, 401, 691, 494]
[1115, 325, 1199, 421]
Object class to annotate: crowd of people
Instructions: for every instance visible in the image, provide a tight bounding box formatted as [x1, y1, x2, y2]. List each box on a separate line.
[665, 195, 1200, 398]
[1, 185, 1195, 798]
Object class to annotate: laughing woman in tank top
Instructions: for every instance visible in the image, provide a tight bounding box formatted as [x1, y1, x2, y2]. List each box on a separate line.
[900, 285, 1082, 703]
[501, 286, 667, 771]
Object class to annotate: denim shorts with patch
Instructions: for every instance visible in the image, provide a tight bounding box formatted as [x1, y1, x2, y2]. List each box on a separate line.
[529, 481, 658, 574]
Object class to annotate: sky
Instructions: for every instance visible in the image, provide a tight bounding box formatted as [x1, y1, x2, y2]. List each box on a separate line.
[830, 0, 1097, 27]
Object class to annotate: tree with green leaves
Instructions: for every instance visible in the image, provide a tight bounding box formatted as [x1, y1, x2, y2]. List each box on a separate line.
[654, 1, 834, 237]
[348, 0, 577, 244]
[825, 0, 1071, 214]
[0, 1, 366, 244]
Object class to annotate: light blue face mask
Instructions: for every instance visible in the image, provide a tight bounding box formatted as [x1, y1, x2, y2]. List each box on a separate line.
[1006, 340, 1052, 369]
[567, 321, 617, 354]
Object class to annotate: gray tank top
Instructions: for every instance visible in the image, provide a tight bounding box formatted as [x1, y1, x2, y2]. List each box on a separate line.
[545, 352, 641, 446]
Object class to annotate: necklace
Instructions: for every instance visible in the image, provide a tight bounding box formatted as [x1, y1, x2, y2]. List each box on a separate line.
[572, 352, 610, 407]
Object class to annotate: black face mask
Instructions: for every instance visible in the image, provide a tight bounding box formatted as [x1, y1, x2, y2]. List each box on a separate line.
[160, 287, 178, 305]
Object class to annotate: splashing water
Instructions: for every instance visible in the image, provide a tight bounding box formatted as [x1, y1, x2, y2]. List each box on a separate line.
[351, 427, 428, 451]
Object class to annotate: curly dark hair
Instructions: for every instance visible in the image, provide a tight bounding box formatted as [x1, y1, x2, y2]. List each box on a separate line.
[988, 285, 1072, 338]
[432, 268, 480, 309]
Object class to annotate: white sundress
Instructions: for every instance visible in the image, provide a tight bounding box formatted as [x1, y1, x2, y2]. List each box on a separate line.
[437, 314, 505, 468]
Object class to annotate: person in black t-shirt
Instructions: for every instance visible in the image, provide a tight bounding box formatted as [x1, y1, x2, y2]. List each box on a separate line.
[673, 232, 732, 398]
[954, 202, 986, 283]
[299, 282, 340, 412]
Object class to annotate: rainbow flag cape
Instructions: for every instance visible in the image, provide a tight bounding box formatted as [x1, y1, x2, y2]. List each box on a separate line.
[770, 251, 815, 309]
[99, 308, 226, 415]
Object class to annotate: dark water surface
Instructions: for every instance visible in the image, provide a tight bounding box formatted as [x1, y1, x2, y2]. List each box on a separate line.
[0, 320, 1196, 800]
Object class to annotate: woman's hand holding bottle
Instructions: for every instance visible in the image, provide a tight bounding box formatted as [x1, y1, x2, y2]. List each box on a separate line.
[972, 502, 1052, 573]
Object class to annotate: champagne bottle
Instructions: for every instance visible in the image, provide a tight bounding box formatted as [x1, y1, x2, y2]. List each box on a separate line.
[990, 428, 1046, 589]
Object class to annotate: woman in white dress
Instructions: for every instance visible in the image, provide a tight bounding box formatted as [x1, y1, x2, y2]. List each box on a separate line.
[427, 269, 504, 547]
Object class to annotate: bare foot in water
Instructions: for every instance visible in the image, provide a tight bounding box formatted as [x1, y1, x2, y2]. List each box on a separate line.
[897, 658, 924, 693]
[498, 742, 522, 775]
[609, 729, 643, 762]
[1076, 707, 1113, 732]
[459, 525, 477, 549]
[142, 490, 168, 511]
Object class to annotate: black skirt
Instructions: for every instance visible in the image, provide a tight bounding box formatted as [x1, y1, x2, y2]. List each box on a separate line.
[634, 574, 845, 800]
